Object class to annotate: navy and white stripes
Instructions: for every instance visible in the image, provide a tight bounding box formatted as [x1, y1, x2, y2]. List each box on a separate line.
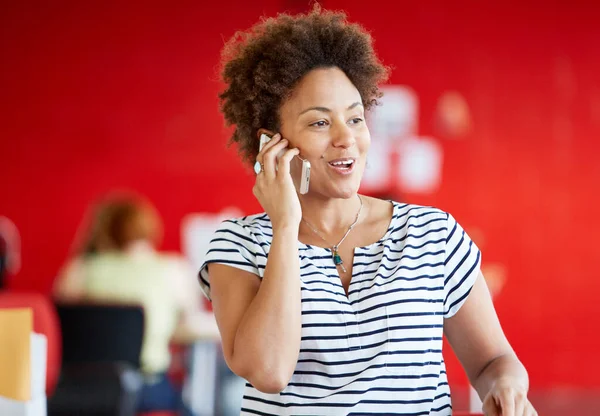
[199, 202, 481, 415]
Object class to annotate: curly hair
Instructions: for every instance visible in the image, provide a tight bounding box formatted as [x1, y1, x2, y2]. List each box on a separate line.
[218, 4, 390, 164]
[79, 192, 163, 254]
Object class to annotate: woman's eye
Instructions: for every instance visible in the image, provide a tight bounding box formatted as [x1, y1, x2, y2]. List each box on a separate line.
[310, 120, 328, 127]
[350, 117, 364, 125]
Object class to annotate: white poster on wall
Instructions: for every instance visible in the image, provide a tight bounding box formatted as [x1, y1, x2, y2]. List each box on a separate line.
[181, 207, 244, 272]
[362, 84, 444, 195]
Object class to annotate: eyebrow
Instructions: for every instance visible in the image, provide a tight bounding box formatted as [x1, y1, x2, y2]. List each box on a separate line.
[298, 101, 363, 116]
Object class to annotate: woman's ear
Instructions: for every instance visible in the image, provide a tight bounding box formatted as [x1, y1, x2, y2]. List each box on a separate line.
[257, 128, 276, 140]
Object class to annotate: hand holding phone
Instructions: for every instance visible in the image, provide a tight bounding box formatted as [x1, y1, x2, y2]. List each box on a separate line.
[253, 133, 303, 228]
[259, 133, 310, 194]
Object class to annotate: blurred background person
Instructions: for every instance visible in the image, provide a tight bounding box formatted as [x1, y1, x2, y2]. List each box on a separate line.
[0, 216, 21, 290]
[52, 191, 207, 415]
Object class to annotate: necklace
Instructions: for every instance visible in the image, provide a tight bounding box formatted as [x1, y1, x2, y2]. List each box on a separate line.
[301, 195, 363, 274]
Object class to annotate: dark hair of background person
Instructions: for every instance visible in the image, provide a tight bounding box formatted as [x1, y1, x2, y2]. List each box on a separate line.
[79, 193, 163, 256]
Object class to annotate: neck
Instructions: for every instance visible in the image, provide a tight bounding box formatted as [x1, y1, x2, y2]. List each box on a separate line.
[299, 193, 364, 238]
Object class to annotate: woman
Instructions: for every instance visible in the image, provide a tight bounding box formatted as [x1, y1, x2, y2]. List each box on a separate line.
[53, 192, 209, 415]
[199, 6, 536, 415]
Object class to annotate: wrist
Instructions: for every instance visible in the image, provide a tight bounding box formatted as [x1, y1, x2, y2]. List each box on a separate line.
[272, 221, 300, 236]
[491, 375, 529, 392]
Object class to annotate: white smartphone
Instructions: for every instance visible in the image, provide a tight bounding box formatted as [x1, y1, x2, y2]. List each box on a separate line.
[296, 155, 311, 195]
[259, 133, 272, 153]
[259, 133, 310, 194]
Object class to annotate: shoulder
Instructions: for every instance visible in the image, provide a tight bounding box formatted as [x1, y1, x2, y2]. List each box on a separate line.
[158, 251, 195, 274]
[380, 201, 453, 247]
[222, 212, 271, 233]
[211, 212, 273, 250]
[52, 256, 88, 301]
[389, 202, 448, 228]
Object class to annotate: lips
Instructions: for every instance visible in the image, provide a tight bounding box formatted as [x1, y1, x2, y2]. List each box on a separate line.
[327, 157, 356, 174]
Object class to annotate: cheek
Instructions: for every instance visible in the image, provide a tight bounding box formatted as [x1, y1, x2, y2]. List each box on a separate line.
[358, 132, 371, 154]
[299, 140, 328, 160]
[278, 128, 315, 158]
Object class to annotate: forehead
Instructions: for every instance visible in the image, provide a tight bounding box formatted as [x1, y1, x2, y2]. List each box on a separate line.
[283, 67, 362, 114]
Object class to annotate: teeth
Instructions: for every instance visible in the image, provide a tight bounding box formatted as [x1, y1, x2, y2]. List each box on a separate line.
[331, 160, 353, 166]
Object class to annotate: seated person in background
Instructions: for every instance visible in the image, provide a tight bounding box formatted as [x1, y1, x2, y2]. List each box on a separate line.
[0, 215, 21, 290]
[53, 191, 214, 415]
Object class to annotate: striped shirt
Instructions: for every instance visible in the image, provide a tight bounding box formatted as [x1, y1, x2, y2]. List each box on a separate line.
[198, 202, 481, 415]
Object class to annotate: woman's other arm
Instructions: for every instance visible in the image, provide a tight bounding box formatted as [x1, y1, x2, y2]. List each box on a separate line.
[209, 223, 301, 394]
[444, 272, 537, 416]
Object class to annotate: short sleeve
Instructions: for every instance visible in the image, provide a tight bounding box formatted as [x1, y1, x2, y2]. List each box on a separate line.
[443, 213, 481, 318]
[198, 219, 263, 301]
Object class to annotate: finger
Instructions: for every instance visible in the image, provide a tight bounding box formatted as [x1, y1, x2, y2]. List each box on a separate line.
[482, 396, 500, 416]
[513, 392, 526, 416]
[263, 138, 288, 179]
[277, 148, 301, 176]
[256, 133, 281, 162]
[498, 390, 515, 416]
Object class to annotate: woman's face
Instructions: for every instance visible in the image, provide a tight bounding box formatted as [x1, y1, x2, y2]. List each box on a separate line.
[278, 67, 370, 199]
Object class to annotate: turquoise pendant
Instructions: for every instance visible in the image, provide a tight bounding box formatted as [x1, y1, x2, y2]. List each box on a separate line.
[332, 249, 347, 273]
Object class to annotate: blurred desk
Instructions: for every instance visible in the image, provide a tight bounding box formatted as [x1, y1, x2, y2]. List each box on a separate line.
[177, 310, 244, 416]
[182, 340, 244, 416]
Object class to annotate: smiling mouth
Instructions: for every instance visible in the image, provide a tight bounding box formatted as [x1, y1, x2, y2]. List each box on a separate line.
[328, 158, 356, 172]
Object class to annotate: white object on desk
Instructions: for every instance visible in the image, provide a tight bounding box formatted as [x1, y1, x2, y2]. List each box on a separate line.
[182, 341, 219, 416]
[0, 333, 47, 416]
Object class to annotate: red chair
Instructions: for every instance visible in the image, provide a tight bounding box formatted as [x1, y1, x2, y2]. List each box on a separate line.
[0, 291, 62, 396]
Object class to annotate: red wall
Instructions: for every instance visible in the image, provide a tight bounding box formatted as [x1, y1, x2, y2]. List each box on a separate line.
[1, 1, 599, 389]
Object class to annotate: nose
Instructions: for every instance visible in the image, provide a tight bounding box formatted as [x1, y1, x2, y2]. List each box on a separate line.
[331, 122, 356, 149]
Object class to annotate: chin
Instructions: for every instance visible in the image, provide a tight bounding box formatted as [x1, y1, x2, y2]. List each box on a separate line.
[327, 166, 365, 197]
[329, 183, 361, 199]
